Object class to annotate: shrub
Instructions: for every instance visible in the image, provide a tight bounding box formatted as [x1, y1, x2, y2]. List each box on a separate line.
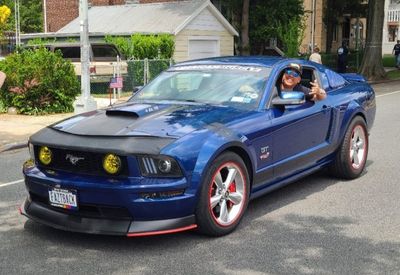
[0, 48, 79, 115]
[276, 16, 307, 57]
[105, 34, 175, 60]
[0, 98, 6, 113]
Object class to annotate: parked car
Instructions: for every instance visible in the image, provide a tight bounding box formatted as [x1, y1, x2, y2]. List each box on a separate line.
[21, 56, 376, 237]
[24, 43, 128, 83]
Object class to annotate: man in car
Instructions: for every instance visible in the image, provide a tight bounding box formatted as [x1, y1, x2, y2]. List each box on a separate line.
[280, 63, 326, 101]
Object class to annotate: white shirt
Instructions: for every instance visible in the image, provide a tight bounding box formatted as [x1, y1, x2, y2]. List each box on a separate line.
[309, 53, 322, 64]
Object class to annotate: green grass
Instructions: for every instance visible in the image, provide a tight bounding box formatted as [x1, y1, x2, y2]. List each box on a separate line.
[382, 54, 396, 67]
[386, 69, 400, 80]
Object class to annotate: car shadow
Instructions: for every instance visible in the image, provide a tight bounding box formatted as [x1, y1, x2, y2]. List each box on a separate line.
[1, 164, 398, 274]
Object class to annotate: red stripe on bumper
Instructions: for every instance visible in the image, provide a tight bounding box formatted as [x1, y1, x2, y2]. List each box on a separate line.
[127, 224, 197, 237]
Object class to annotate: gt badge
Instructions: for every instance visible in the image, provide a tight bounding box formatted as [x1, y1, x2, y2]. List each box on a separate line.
[260, 146, 270, 160]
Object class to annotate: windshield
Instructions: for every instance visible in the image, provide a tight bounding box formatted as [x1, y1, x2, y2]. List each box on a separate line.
[130, 65, 271, 109]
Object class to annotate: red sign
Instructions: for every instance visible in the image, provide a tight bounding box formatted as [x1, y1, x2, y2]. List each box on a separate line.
[109, 77, 123, 88]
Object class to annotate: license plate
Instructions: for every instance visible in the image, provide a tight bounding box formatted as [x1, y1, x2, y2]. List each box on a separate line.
[48, 187, 78, 211]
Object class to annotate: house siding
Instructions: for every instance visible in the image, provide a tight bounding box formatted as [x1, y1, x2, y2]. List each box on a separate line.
[44, 0, 235, 62]
[383, 0, 400, 54]
[186, 7, 225, 32]
[302, 0, 325, 54]
[174, 29, 234, 62]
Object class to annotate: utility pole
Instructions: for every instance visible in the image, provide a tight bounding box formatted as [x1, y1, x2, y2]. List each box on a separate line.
[74, 0, 97, 114]
[14, 0, 21, 50]
[43, 0, 47, 33]
[355, 17, 360, 70]
[310, 0, 316, 54]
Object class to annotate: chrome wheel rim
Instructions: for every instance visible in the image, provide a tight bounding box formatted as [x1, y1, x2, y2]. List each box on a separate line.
[208, 162, 246, 227]
[349, 125, 366, 169]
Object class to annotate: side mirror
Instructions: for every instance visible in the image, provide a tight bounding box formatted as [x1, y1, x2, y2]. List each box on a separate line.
[271, 91, 305, 106]
[132, 86, 142, 95]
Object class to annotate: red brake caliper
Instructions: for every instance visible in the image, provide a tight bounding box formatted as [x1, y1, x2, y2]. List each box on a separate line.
[228, 181, 236, 208]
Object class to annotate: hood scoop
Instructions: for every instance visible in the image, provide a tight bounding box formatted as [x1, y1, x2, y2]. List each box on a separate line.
[106, 109, 139, 118]
[106, 103, 169, 118]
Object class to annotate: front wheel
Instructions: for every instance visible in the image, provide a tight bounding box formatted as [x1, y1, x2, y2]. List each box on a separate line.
[196, 152, 250, 236]
[329, 116, 369, 179]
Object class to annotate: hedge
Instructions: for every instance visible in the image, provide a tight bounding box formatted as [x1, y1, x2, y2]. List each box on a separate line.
[105, 34, 175, 60]
[0, 48, 79, 115]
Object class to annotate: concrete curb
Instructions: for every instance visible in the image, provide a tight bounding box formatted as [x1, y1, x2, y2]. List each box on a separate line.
[0, 141, 28, 153]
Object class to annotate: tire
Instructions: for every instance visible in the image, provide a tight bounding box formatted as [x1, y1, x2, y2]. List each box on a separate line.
[195, 152, 250, 236]
[329, 116, 369, 179]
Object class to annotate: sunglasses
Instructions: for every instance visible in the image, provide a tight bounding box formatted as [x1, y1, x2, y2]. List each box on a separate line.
[285, 69, 300, 78]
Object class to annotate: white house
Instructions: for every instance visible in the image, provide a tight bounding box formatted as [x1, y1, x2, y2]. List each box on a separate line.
[383, 0, 400, 54]
[56, 0, 238, 62]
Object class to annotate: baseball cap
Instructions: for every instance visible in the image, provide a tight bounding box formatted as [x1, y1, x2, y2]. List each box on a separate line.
[287, 63, 302, 75]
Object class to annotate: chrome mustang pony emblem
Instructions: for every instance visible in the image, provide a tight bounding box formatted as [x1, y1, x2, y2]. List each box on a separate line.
[66, 154, 85, 165]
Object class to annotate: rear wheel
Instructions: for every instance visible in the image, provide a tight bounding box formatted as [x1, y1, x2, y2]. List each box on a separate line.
[330, 116, 369, 179]
[196, 152, 250, 236]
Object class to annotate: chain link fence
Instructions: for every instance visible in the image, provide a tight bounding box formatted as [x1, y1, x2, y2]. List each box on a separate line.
[89, 58, 174, 97]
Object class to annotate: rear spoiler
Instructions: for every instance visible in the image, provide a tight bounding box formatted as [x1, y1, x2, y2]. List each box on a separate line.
[340, 73, 366, 83]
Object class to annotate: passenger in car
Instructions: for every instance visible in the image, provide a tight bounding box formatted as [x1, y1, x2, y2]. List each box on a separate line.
[280, 63, 326, 101]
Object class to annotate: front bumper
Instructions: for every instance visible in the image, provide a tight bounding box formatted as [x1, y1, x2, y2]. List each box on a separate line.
[22, 162, 199, 236]
[21, 197, 197, 236]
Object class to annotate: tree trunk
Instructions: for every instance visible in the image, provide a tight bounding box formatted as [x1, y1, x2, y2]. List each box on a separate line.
[359, 0, 386, 80]
[325, 20, 333, 54]
[241, 0, 250, 56]
[324, 0, 335, 53]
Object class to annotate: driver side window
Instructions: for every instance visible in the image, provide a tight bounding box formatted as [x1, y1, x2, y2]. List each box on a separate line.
[273, 66, 318, 93]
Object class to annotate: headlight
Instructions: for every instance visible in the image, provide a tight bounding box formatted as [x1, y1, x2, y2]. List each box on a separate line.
[38, 146, 52, 165]
[103, 153, 122, 175]
[138, 155, 182, 177]
[158, 159, 172, 173]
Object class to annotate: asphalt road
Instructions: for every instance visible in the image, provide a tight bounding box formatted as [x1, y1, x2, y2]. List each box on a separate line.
[1, 82, 399, 275]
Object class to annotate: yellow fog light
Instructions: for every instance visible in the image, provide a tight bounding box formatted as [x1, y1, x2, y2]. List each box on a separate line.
[39, 146, 52, 165]
[103, 154, 122, 175]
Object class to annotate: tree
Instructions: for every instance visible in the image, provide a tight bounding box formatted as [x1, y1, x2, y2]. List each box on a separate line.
[240, 0, 250, 55]
[323, 0, 367, 53]
[0, 4, 10, 37]
[276, 16, 306, 57]
[359, 0, 385, 80]
[20, 0, 43, 33]
[249, 0, 304, 55]
[0, 0, 43, 33]
[217, 0, 246, 55]
[216, 0, 304, 55]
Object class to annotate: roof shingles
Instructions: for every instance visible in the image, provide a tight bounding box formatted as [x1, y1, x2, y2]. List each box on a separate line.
[58, 0, 208, 35]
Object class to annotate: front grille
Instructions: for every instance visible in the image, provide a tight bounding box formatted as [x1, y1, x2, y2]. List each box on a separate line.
[34, 146, 128, 177]
[29, 192, 132, 220]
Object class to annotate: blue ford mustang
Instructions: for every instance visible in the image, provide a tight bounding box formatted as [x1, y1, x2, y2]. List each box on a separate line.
[21, 56, 376, 237]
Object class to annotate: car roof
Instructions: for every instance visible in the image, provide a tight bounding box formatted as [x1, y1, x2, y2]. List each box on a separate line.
[174, 56, 286, 69]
